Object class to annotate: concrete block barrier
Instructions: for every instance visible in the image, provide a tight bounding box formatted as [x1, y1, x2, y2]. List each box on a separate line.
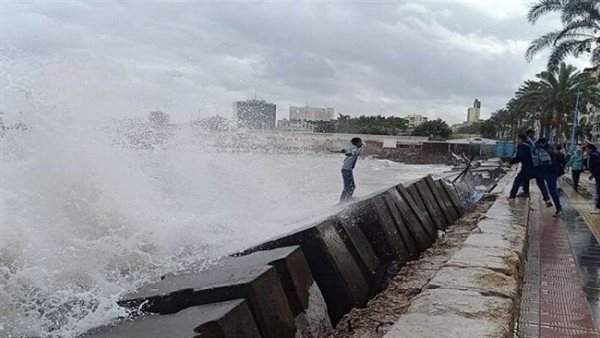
[395, 184, 437, 239]
[242, 219, 370, 324]
[359, 197, 413, 263]
[94, 170, 495, 338]
[438, 178, 466, 215]
[384, 188, 433, 251]
[82, 299, 261, 338]
[424, 175, 459, 224]
[335, 215, 385, 293]
[414, 179, 449, 229]
[119, 264, 296, 338]
[385, 170, 525, 338]
[405, 183, 445, 231]
[430, 177, 461, 221]
[232, 246, 332, 337]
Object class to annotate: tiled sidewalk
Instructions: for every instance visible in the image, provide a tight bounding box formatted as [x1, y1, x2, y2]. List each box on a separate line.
[517, 191, 599, 337]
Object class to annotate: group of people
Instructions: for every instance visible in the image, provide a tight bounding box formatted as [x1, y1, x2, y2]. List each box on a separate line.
[330, 133, 600, 214]
[509, 128, 600, 215]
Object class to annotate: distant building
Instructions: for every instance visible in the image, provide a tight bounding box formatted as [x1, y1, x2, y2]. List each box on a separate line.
[277, 119, 315, 132]
[289, 105, 334, 121]
[467, 99, 481, 123]
[233, 98, 276, 129]
[406, 114, 428, 128]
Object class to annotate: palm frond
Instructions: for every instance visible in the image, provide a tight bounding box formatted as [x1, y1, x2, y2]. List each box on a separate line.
[526, 31, 561, 61]
[528, 0, 566, 24]
[547, 40, 589, 68]
[555, 19, 600, 41]
[562, 0, 600, 24]
[592, 46, 600, 65]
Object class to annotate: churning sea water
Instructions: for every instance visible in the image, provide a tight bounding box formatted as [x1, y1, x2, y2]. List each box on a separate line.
[0, 123, 448, 338]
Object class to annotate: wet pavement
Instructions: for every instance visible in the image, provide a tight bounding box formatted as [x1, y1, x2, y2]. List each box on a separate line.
[517, 186, 599, 337]
[560, 184, 600, 328]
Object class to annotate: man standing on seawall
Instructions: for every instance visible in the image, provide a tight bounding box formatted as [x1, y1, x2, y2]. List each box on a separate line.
[584, 142, 600, 214]
[328, 137, 363, 203]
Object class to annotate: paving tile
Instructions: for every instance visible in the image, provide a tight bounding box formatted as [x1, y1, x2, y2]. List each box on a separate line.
[517, 190, 599, 337]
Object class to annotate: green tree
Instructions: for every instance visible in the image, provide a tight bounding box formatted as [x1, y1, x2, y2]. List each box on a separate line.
[411, 118, 452, 140]
[455, 122, 481, 135]
[335, 114, 408, 135]
[526, 0, 600, 68]
[512, 62, 600, 138]
[480, 119, 498, 139]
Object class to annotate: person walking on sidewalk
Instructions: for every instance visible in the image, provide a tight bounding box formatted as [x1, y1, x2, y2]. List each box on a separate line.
[508, 133, 552, 207]
[327, 137, 363, 203]
[509, 134, 534, 199]
[584, 142, 600, 214]
[567, 147, 585, 191]
[537, 138, 562, 217]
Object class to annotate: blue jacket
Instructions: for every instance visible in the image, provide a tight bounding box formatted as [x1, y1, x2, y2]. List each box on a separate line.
[567, 150, 584, 171]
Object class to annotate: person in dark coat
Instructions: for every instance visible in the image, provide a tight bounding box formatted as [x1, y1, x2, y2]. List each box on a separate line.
[508, 134, 551, 206]
[509, 134, 533, 199]
[537, 138, 562, 216]
[584, 142, 600, 213]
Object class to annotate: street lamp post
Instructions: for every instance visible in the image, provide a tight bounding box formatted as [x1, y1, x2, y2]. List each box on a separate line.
[570, 90, 581, 152]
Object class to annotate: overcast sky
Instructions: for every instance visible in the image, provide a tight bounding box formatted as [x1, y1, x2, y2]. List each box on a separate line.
[0, 0, 592, 124]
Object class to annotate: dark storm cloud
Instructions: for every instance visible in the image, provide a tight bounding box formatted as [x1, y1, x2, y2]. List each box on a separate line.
[0, 1, 578, 123]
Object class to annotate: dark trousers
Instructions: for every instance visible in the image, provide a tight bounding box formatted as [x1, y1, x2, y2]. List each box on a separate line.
[572, 170, 582, 189]
[544, 172, 562, 212]
[340, 169, 355, 202]
[595, 177, 600, 209]
[509, 170, 529, 198]
[509, 169, 550, 200]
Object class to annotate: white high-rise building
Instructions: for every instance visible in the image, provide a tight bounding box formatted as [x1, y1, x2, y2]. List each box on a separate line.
[406, 114, 428, 128]
[467, 99, 481, 123]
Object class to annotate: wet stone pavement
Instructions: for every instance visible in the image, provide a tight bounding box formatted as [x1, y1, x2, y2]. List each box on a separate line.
[562, 199, 600, 325]
[517, 186, 600, 338]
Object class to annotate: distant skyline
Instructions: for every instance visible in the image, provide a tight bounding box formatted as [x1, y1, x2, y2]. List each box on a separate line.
[0, 1, 591, 125]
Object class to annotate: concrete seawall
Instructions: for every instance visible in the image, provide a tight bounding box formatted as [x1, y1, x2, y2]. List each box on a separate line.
[80, 171, 483, 338]
[384, 170, 528, 337]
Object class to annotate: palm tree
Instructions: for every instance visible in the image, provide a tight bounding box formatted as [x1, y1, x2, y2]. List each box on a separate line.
[513, 62, 600, 140]
[526, 0, 600, 68]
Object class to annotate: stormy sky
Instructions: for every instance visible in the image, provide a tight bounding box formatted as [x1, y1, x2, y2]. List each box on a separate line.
[0, 1, 591, 124]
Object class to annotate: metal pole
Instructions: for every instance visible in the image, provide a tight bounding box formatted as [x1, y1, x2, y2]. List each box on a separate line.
[570, 90, 581, 152]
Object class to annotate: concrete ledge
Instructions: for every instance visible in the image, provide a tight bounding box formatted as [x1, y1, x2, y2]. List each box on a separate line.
[384, 313, 509, 338]
[445, 246, 520, 276]
[82, 300, 261, 338]
[408, 289, 513, 334]
[425, 266, 518, 299]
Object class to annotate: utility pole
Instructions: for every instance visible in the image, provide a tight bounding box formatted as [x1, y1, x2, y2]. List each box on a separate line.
[570, 90, 581, 152]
